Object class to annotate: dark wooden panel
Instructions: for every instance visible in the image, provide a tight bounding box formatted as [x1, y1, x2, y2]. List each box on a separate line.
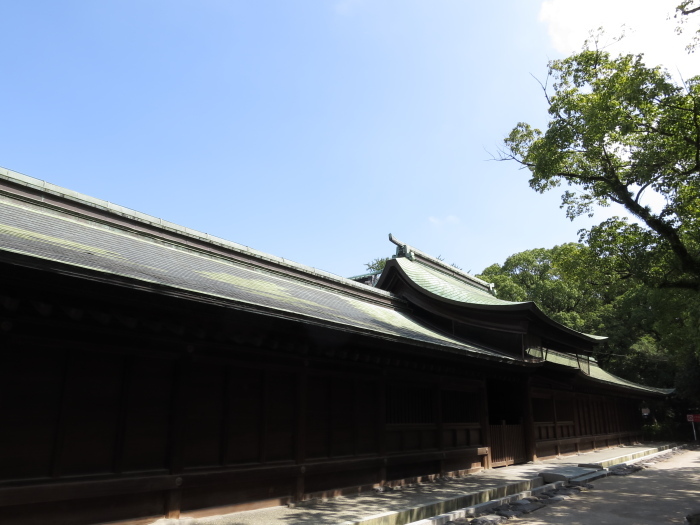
[121, 356, 174, 472]
[555, 398, 574, 421]
[386, 429, 402, 453]
[181, 477, 295, 512]
[59, 350, 124, 476]
[442, 390, 481, 423]
[0, 346, 65, 480]
[532, 397, 554, 423]
[386, 386, 435, 424]
[265, 372, 296, 462]
[356, 380, 378, 455]
[182, 363, 224, 468]
[305, 467, 379, 494]
[225, 367, 263, 464]
[0, 474, 179, 507]
[489, 424, 526, 467]
[331, 380, 355, 457]
[403, 429, 421, 451]
[443, 454, 482, 473]
[306, 377, 331, 459]
[386, 460, 440, 481]
[0, 491, 165, 525]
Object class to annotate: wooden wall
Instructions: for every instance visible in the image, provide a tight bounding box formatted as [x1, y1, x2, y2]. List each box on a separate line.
[0, 263, 651, 525]
[0, 264, 489, 525]
[530, 388, 643, 459]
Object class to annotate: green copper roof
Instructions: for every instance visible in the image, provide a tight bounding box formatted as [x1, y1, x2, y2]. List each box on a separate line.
[0, 168, 665, 396]
[389, 256, 607, 342]
[0, 194, 515, 362]
[0, 166, 395, 300]
[394, 257, 524, 306]
[533, 349, 673, 395]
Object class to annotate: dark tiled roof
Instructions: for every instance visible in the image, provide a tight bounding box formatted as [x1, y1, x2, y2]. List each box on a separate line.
[0, 169, 671, 395]
[0, 195, 514, 362]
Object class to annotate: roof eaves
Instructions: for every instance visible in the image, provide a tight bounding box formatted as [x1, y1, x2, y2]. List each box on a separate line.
[539, 348, 670, 395]
[0, 166, 399, 305]
[0, 247, 522, 367]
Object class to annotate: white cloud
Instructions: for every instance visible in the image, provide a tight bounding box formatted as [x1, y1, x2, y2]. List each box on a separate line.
[539, 0, 696, 78]
[428, 215, 460, 226]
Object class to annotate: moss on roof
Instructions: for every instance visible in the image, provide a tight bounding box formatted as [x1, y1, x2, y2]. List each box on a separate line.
[0, 196, 514, 362]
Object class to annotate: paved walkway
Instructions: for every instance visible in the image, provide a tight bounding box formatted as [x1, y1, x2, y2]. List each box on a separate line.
[156, 443, 675, 525]
[516, 447, 700, 525]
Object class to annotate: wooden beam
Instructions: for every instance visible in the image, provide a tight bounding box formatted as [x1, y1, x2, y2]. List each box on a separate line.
[522, 379, 536, 463]
[479, 383, 492, 469]
[0, 474, 180, 507]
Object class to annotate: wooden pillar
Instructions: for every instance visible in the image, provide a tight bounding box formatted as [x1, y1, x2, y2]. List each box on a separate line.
[480, 382, 492, 469]
[552, 395, 560, 457]
[165, 353, 188, 519]
[436, 383, 445, 476]
[219, 366, 231, 467]
[573, 396, 581, 454]
[259, 369, 269, 464]
[522, 379, 536, 463]
[50, 349, 73, 479]
[166, 488, 182, 519]
[378, 374, 387, 486]
[113, 355, 134, 475]
[295, 367, 307, 502]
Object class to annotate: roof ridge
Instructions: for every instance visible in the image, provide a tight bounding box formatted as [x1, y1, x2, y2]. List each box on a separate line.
[0, 166, 398, 303]
[388, 233, 494, 293]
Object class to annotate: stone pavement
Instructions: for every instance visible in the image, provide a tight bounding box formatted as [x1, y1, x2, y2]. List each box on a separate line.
[152, 443, 677, 525]
[513, 445, 700, 525]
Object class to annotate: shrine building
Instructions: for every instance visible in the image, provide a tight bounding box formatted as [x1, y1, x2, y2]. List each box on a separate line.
[0, 168, 670, 525]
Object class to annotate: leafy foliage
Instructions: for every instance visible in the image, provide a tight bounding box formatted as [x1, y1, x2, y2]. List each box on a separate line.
[479, 244, 603, 333]
[502, 44, 700, 290]
[495, 16, 700, 408]
[675, 0, 700, 52]
[479, 244, 700, 404]
[364, 257, 389, 273]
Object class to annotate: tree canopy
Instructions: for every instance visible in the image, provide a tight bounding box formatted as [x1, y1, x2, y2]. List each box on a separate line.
[478, 244, 699, 403]
[676, 0, 700, 51]
[364, 257, 389, 273]
[501, 43, 700, 290]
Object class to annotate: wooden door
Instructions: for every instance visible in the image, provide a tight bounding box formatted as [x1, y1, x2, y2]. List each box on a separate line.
[489, 424, 526, 467]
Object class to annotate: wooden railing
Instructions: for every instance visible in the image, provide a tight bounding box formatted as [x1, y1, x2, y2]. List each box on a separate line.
[534, 421, 575, 440]
[443, 423, 482, 449]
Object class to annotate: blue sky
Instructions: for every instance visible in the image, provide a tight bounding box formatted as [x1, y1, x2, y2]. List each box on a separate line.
[0, 1, 691, 278]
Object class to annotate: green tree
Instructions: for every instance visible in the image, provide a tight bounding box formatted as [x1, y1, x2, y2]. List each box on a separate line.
[478, 246, 696, 399]
[676, 0, 700, 51]
[478, 244, 608, 333]
[364, 257, 389, 273]
[501, 43, 700, 290]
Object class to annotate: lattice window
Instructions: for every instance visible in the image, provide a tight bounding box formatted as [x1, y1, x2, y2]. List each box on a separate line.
[386, 387, 435, 424]
[442, 390, 480, 423]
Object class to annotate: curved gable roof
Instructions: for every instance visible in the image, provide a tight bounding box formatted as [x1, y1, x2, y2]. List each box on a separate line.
[377, 235, 607, 344]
